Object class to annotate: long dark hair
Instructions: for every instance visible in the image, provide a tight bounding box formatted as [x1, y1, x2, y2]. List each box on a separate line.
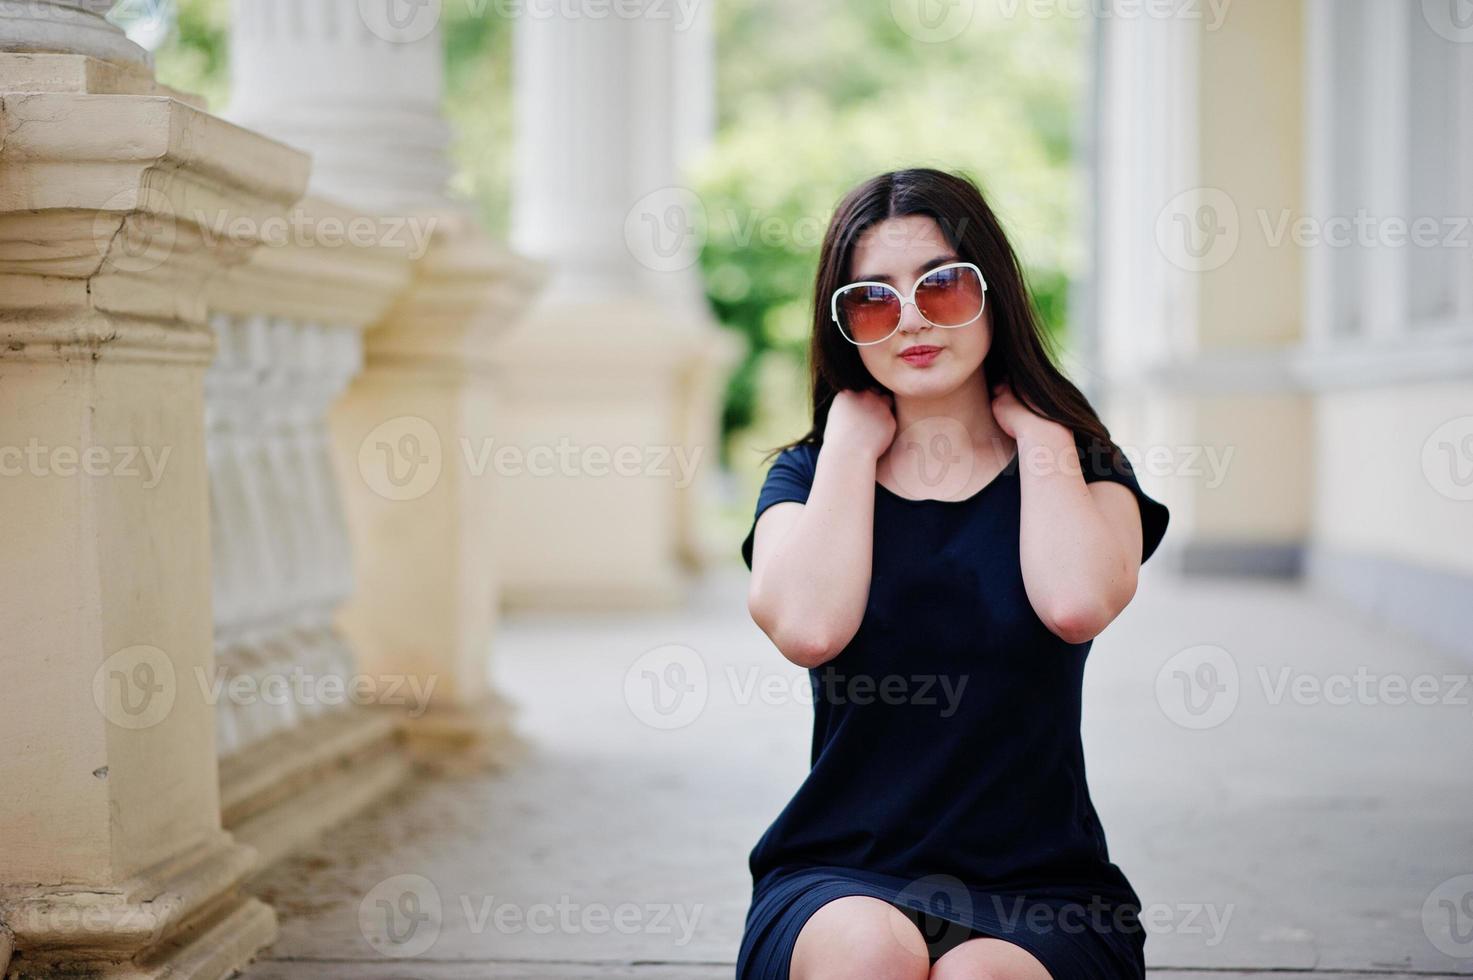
[762, 167, 1117, 469]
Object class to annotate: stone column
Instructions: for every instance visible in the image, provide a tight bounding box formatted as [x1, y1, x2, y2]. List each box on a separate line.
[0, 7, 309, 976]
[1093, 1, 1312, 576]
[502, 1, 744, 608]
[227, 0, 545, 769]
[0, 0, 148, 64]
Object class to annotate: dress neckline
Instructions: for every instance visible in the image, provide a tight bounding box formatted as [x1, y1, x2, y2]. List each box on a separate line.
[874, 449, 1020, 505]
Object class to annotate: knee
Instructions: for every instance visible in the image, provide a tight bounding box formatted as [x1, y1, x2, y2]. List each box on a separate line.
[791, 896, 931, 980]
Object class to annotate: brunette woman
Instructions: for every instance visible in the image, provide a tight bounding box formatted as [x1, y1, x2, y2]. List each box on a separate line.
[736, 167, 1169, 980]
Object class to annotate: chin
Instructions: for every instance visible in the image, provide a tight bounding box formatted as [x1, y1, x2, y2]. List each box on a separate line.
[881, 365, 972, 399]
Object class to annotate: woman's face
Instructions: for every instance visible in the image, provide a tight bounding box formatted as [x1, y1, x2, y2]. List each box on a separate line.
[844, 214, 991, 399]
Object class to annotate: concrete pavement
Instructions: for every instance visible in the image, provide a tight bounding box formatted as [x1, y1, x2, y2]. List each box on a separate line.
[239, 562, 1473, 978]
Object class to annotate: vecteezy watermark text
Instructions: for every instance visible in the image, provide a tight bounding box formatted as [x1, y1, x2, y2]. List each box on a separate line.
[0, 439, 171, 489]
[358, 416, 707, 502]
[196, 666, 438, 718]
[357, 873, 703, 959]
[997, 0, 1232, 31]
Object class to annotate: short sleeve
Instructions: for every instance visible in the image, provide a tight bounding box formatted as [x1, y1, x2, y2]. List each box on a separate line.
[740, 442, 819, 571]
[1078, 438, 1170, 565]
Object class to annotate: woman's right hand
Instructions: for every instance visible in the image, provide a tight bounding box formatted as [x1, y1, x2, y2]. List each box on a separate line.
[824, 387, 897, 461]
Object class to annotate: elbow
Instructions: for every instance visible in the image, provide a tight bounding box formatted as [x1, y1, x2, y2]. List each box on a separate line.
[1045, 603, 1110, 645]
[776, 630, 841, 669]
[747, 584, 840, 668]
[1044, 581, 1134, 645]
[747, 593, 841, 667]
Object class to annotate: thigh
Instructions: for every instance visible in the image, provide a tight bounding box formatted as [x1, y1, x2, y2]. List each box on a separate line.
[930, 936, 1054, 980]
[790, 895, 931, 980]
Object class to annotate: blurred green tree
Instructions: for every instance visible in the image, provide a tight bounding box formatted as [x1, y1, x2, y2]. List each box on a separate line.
[149, 0, 1085, 477]
[699, 0, 1085, 463]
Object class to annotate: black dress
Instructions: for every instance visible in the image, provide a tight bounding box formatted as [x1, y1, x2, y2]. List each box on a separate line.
[735, 437, 1170, 980]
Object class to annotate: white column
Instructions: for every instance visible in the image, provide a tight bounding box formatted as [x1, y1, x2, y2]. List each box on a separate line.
[1093, 1, 1312, 575]
[511, 0, 715, 318]
[226, 0, 545, 768]
[227, 0, 453, 213]
[500, 3, 743, 605]
[0, 0, 148, 65]
[1360, 0, 1409, 342]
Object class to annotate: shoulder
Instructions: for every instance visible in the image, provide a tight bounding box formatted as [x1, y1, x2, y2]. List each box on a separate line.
[742, 441, 821, 571]
[761, 440, 820, 494]
[1075, 435, 1171, 564]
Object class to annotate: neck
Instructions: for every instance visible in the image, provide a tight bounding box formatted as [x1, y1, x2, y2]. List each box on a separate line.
[887, 371, 1015, 465]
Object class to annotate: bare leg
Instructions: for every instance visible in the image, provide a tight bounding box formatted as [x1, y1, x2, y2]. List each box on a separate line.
[790, 895, 932, 980]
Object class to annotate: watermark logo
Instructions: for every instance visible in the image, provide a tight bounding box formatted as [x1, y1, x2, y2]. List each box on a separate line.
[1421, 0, 1473, 44]
[460, 895, 702, 941]
[1422, 416, 1473, 502]
[92, 645, 176, 730]
[0, 439, 171, 488]
[359, 0, 442, 43]
[890, 0, 975, 43]
[625, 186, 708, 273]
[984, 895, 1232, 944]
[1157, 187, 1240, 272]
[359, 415, 443, 501]
[357, 423, 706, 502]
[360, 873, 443, 958]
[195, 208, 439, 262]
[726, 665, 970, 717]
[1423, 874, 1473, 958]
[197, 667, 439, 718]
[93, 185, 178, 275]
[1259, 209, 1473, 250]
[461, 437, 704, 486]
[1156, 644, 1239, 729]
[889, 416, 978, 500]
[997, 0, 1232, 30]
[892, 874, 975, 951]
[1258, 666, 1471, 708]
[624, 643, 709, 730]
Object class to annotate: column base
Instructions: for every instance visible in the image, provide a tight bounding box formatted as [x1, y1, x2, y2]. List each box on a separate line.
[401, 692, 526, 777]
[219, 707, 412, 872]
[0, 835, 276, 980]
[490, 296, 720, 611]
[500, 570, 689, 613]
[1177, 538, 1306, 578]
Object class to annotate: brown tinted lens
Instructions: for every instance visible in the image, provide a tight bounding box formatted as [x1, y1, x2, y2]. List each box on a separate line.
[914, 265, 984, 326]
[836, 285, 901, 343]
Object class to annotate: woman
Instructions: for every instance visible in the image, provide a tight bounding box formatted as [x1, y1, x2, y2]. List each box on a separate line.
[735, 168, 1170, 980]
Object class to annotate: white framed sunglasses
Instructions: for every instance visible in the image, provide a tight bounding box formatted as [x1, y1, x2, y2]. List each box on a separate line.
[830, 260, 988, 346]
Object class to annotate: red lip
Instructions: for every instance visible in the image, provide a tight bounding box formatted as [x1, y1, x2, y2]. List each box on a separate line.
[899, 345, 942, 365]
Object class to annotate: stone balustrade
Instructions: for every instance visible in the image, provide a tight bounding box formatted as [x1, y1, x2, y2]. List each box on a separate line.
[0, 11, 310, 975]
[206, 313, 362, 758]
[0, 1, 732, 977]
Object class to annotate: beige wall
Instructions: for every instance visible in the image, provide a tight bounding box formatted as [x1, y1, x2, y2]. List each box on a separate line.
[1197, 0, 1304, 350]
[1313, 380, 1473, 575]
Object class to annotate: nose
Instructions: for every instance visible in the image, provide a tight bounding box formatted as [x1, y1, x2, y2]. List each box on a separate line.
[896, 298, 929, 334]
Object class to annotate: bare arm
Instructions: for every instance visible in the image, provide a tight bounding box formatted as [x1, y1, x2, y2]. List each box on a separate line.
[746, 390, 896, 668]
[1015, 417, 1143, 644]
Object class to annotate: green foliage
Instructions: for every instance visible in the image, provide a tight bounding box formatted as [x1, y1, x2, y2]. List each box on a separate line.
[152, 0, 231, 110]
[696, 0, 1086, 461]
[441, 6, 515, 237]
[149, 1, 1086, 472]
